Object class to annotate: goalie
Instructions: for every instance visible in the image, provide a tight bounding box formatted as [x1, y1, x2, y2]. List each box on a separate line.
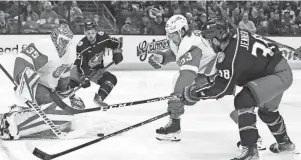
[0, 24, 84, 140]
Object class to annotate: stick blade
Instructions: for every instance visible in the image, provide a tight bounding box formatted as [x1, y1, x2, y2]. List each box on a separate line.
[33, 148, 52, 160]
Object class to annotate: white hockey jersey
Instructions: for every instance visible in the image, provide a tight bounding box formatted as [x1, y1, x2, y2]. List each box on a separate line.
[169, 30, 217, 76]
[14, 39, 76, 90]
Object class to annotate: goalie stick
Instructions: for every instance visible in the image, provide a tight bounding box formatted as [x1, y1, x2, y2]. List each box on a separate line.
[0, 64, 67, 139]
[32, 112, 170, 160]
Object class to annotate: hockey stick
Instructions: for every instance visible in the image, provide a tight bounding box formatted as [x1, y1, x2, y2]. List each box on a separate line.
[72, 61, 115, 93]
[216, 2, 297, 52]
[51, 93, 180, 114]
[0, 64, 67, 139]
[32, 112, 169, 159]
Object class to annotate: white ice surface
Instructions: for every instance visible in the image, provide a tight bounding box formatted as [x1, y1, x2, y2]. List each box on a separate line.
[0, 54, 301, 160]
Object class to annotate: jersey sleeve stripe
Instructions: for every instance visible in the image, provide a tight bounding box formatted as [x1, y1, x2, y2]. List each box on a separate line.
[180, 65, 199, 73]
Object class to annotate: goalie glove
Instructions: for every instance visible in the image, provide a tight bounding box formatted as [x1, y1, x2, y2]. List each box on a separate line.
[15, 67, 41, 103]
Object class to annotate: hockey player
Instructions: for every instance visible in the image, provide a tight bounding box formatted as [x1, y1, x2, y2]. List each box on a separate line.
[182, 18, 298, 159]
[0, 24, 84, 140]
[69, 21, 123, 106]
[148, 15, 217, 141]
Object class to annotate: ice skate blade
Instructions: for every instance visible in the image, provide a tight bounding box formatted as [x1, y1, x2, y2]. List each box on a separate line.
[156, 132, 181, 142]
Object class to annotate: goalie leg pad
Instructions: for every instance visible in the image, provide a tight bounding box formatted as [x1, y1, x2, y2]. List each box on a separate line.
[97, 72, 117, 100]
[15, 67, 40, 103]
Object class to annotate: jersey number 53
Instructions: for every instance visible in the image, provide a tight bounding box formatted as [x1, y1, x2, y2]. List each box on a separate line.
[177, 52, 192, 66]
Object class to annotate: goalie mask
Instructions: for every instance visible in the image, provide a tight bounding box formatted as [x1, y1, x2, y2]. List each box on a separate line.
[50, 24, 74, 57]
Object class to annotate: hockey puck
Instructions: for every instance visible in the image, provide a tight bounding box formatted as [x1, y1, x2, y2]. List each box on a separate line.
[97, 133, 105, 137]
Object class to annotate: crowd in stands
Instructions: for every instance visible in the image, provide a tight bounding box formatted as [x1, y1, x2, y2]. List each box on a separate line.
[1, 1, 301, 36]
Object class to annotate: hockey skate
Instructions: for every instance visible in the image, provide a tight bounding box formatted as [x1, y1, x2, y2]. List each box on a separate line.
[94, 93, 108, 107]
[237, 137, 266, 151]
[231, 145, 259, 160]
[156, 117, 181, 141]
[270, 135, 300, 154]
[69, 95, 85, 110]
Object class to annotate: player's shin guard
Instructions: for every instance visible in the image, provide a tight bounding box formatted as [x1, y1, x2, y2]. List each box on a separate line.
[258, 110, 299, 154]
[238, 107, 258, 146]
[258, 110, 288, 143]
[231, 107, 260, 160]
[95, 72, 117, 106]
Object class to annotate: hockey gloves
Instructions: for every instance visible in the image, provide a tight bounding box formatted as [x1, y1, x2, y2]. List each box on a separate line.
[81, 77, 91, 88]
[148, 54, 163, 69]
[113, 48, 123, 64]
[182, 75, 215, 106]
[168, 93, 185, 119]
[182, 84, 202, 106]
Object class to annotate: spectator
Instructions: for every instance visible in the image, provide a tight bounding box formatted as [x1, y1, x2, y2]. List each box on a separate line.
[270, 2, 280, 14]
[295, 11, 301, 34]
[244, 1, 252, 15]
[180, 1, 191, 15]
[139, 13, 151, 34]
[121, 17, 133, 34]
[39, 2, 59, 33]
[163, 6, 172, 23]
[173, 7, 181, 15]
[29, 1, 44, 16]
[93, 14, 101, 31]
[70, 3, 84, 22]
[239, 12, 256, 33]
[268, 11, 283, 35]
[191, 6, 198, 21]
[250, 8, 260, 27]
[21, 4, 40, 33]
[231, 8, 241, 26]
[283, 2, 296, 22]
[282, 10, 296, 35]
[149, 13, 165, 35]
[0, 10, 11, 34]
[186, 12, 198, 30]
[21, 4, 39, 22]
[196, 13, 207, 30]
[5, 1, 19, 19]
[53, 1, 68, 19]
[208, 2, 219, 19]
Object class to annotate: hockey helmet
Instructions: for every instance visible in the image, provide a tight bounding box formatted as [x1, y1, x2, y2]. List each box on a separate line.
[50, 24, 74, 57]
[165, 15, 189, 39]
[84, 21, 97, 31]
[201, 18, 229, 42]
